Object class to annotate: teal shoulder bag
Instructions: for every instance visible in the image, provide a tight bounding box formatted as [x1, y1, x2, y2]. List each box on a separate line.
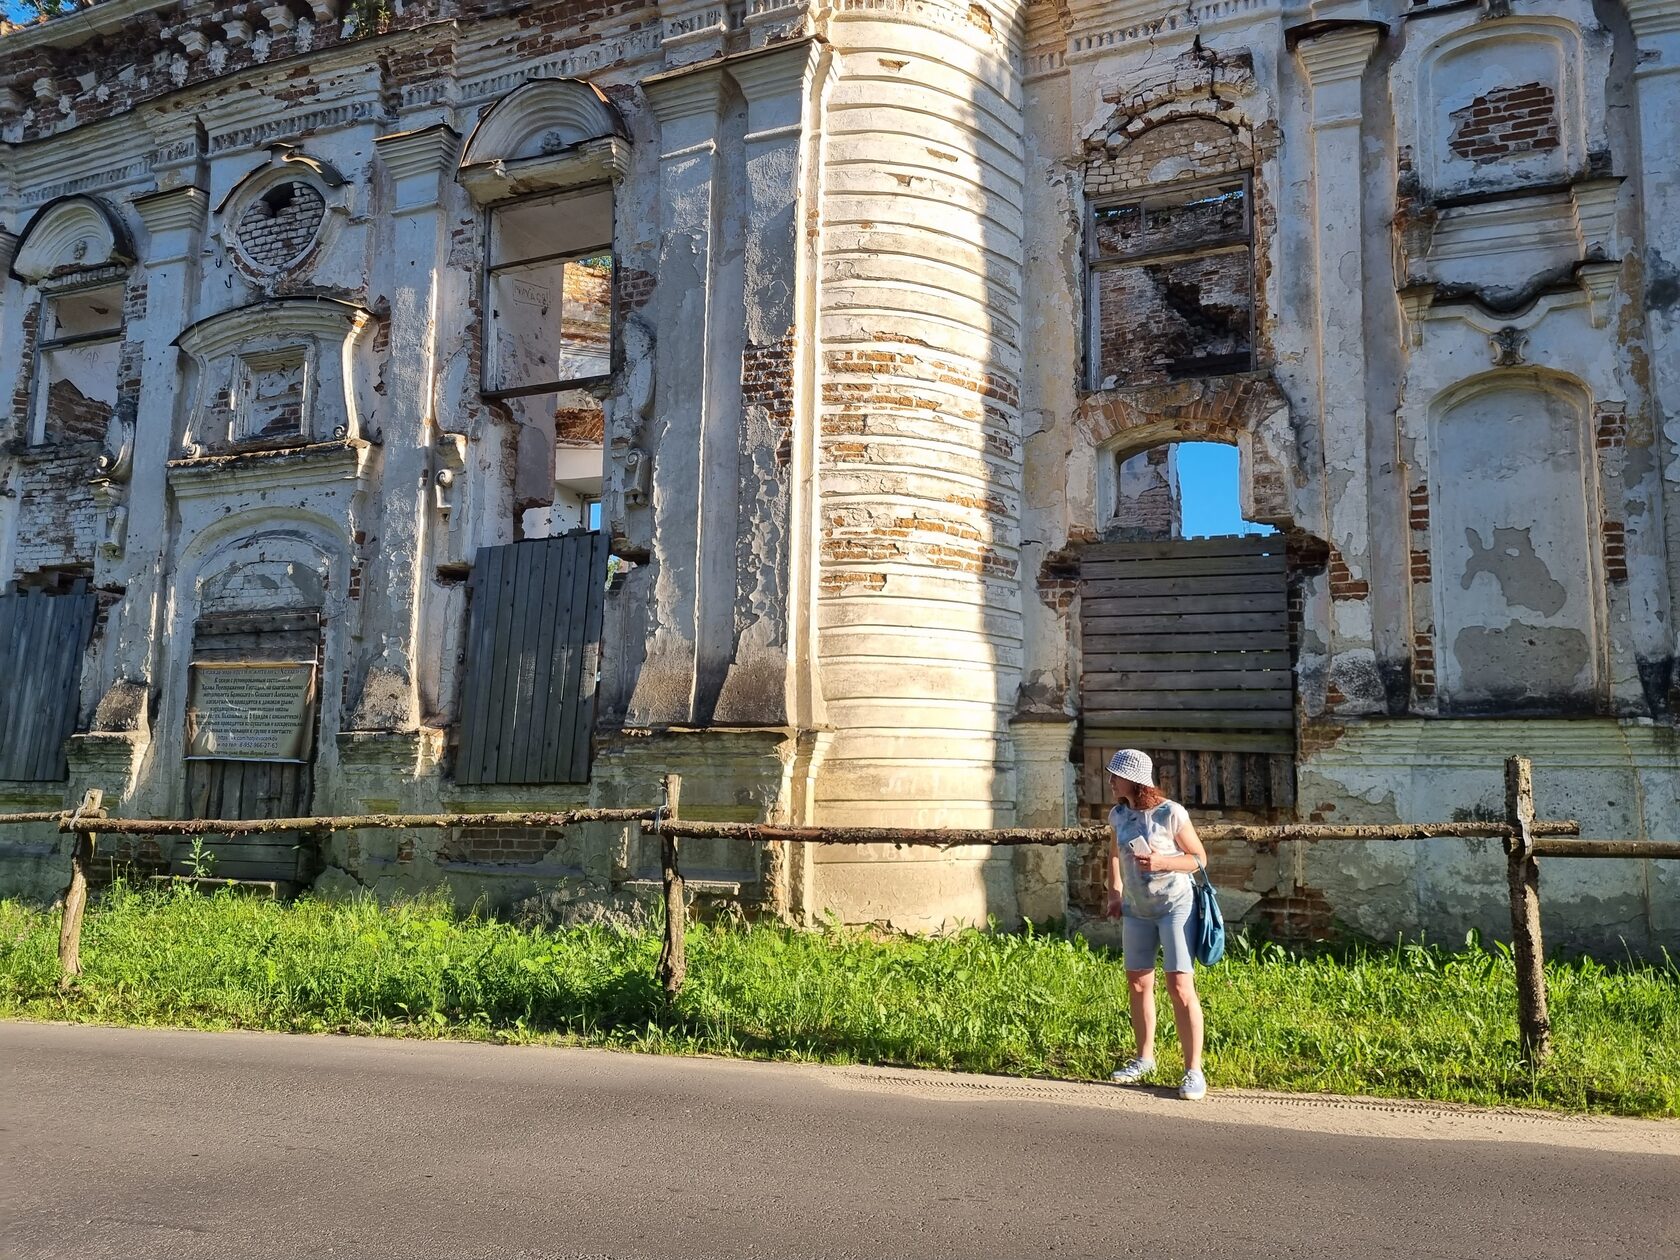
[1191, 856, 1226, 966]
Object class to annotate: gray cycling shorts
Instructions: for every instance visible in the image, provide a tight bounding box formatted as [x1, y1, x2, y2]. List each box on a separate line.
[1121, 901, 1195, 974]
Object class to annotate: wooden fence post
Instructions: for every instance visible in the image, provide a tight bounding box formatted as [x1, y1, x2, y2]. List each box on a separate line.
[655, 774, 686, 998]
[1504, 756, 1551, 1066]
[58, 788, 105, 987]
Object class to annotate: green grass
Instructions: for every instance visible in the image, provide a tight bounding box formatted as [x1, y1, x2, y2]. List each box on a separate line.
[2, 884, 1677, 1117]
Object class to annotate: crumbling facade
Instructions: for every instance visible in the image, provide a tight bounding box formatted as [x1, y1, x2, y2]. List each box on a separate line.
[0, 0, 1676, 951]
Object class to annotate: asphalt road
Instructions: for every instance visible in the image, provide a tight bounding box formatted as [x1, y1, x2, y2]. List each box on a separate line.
[3, 1023, 1677, 1260]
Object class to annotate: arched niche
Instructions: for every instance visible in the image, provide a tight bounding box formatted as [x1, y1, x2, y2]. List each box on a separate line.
[457, 77, 629, 204]
[9, 195, 132, 283]
[1416, 20, 1584, 198]
[1428, 371, 1603, 713]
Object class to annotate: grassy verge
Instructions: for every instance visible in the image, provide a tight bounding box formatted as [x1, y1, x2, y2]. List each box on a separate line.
[2, 884, 1677, 1116]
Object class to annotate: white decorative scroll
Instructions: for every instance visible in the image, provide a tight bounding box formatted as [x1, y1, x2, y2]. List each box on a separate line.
[186, 661, 317, 762]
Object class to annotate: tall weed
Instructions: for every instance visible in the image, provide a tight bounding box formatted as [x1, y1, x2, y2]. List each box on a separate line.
[1, 885, 1675, 1116]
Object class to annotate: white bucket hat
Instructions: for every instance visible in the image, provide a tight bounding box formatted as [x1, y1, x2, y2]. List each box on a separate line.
[1106, 748, 1155, 787]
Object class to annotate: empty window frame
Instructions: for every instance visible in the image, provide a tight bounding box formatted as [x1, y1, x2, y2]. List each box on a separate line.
[1087, 179, 1255, 391]
[32, 282, 124, 445]
[232, 349, 309, 443]
[484, 187, 615, 397]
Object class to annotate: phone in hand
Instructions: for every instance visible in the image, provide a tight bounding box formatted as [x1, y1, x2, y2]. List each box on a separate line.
[1127, 837, 1152, 859]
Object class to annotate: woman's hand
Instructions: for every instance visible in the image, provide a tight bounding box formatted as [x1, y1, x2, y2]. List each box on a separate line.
[1105, 889, 1123, 919]
[1136, 850, 1195, 874]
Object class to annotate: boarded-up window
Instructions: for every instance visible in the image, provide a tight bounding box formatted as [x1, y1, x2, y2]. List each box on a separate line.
[34, 283, 123, 445]
[182, 610, 322, 885]
[1078, 536, 1293, 810]
[456, 531, 608, 785]
[0, 583, 97, 781]
[1089, 180, 1254, 390]
[484, 187, 614, 396]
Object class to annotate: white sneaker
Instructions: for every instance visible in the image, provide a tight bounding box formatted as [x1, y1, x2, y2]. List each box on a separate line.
[1178, 1068, 1207, 1101]
[1109, 1056, 1156, 1084]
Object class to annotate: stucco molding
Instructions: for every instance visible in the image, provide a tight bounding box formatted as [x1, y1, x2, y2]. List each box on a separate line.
[1623, 0, 1680, 41]
[132, 185, 209, 238]
[174, 298, 375, 454]
[166, 440, 366, 500]
[456, 79, 628, 204]
[9, 194, 132, 283]
[1294, 24, 1381, 127]
[374, 125, 464, 214]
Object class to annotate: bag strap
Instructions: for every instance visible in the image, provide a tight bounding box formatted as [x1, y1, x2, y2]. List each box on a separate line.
[1192, 855, 1211, 888]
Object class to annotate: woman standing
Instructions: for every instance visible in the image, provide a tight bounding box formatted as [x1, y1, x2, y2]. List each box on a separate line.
[1103, 748, 1210, 1101]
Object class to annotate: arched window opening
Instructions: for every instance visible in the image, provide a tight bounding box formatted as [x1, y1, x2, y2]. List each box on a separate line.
[1106, 440, 1275, 541]
[457, 78, 627, 539]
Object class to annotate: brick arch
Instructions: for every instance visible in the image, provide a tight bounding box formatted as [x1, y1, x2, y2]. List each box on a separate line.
[1077, 375, 1297, 531]
[1076, 373, 1284, 450]
[1082, 45, 1258, 156]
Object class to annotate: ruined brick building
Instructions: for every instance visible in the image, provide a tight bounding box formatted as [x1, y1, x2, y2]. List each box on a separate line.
[1, 0, 1676, 951]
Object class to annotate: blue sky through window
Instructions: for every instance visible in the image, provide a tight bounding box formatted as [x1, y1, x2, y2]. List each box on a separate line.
[1174, 441, 1275, 539]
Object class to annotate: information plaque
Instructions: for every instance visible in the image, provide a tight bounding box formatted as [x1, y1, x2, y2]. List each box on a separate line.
[186, 661, 317, 762]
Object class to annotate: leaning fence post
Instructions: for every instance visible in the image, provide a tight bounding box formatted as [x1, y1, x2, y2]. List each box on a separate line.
[655, 774, 686, 998]
[57, 788, 105, 987]
[1504, 756, 1551, 1066]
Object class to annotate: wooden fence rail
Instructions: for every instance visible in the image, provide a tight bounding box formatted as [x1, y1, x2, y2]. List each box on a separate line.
[56, 807, 659, 838]
[14, 757, 1680, 1070]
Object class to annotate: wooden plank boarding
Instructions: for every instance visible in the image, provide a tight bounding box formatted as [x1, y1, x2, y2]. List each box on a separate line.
[0, 585, 96, 782]
[1078, 535, 1295, 812]
[1081, 536, 1284, 562]
[456, 532, 608, 787]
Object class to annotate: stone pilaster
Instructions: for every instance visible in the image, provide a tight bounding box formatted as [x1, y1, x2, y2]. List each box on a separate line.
[0, 228, 18, 585]
[354, 125, 461, 733]
[1624, 0, 1680, 680]
[712, 40, 829, 728]
[629, 67, 728, 727]
[1295, 23, 1385, 714]
[1010, 719, 1075, 925]
[88, 182, 208, 756]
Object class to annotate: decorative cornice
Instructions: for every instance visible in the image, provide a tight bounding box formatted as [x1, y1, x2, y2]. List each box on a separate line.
[167, 439, 365, 499]
[458, 138, 629, 204]
[1623, 0, 1680, 40]
[176, 297, 374, 357]
[1293, 22, 1381, 86]
[209, 99, 385, 155]
[132, 184, 208, 236]
[0, 230, 17, 274]
[375, 124, 464, 180]
[644, 63, 728, 125]
[0, 0, 172, 57]
[375, 124, 463, 212]
[727, 36, 821, 102]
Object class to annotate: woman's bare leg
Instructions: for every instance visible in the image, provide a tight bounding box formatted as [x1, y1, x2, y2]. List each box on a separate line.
[1164, 971, 1203, 1073]
[1127, 969, 1157, 1060]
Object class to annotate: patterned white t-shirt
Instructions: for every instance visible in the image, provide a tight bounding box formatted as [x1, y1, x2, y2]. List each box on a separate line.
[1109, 799, 1193, 918]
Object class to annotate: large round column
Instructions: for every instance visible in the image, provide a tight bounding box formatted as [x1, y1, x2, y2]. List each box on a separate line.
[814, 0, 1026, 927]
